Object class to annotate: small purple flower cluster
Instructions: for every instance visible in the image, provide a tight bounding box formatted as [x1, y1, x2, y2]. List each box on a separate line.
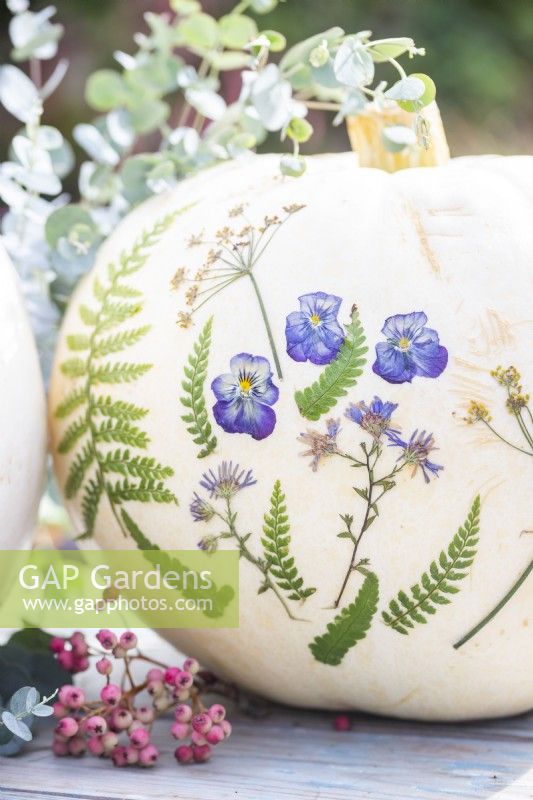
[50, 629, 231, 768]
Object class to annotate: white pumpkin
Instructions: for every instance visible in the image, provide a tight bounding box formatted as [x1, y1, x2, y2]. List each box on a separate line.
[0, 245, 47, 549]
[49, 143, 533, 721]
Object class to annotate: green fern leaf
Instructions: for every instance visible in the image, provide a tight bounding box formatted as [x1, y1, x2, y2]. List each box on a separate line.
[65, 444, 95, 499]
[80, 478, 102, 538]
[91, 396, 148, 421]
[108, 479, 177, 505]
[309, 571, 379, 665]
[100, 450, 173, 481]
[90, 362, 151, 384]
[382, 496, 481, 635]
[57, 210, 188, 544]
[57, 416, 88, 454]
[94, 419, 149, 448]
[261, 480, 316, 602]
[179, 316, 217, 458]
[92, 326, 151, 358]
[55, 388, 86, 419]
[294, 305, 368, 421]
[60, 358, 88, 378]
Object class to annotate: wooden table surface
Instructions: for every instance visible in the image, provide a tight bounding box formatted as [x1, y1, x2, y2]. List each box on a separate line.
[0, 708, 532, 800]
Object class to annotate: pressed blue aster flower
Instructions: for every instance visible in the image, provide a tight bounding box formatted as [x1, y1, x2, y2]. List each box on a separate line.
[345, 396, 399, 440]
[212, 353, 279, 440]
[299, 418, 340, 471]
[285, 292, 345, 365]
[190, 492, 215, 522]
[387, 429, 443, 483]
[372, 311, 448, 384]
[199, 461, 256, 499]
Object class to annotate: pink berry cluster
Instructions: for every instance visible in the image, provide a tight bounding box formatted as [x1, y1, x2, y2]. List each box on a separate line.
[50, 628, 231, 768]
[50, 631, 90, 674]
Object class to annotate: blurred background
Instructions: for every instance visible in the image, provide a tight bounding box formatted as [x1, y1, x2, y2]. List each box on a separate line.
[1, 0, 532, 193]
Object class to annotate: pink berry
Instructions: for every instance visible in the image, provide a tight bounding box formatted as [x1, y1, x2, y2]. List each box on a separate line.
[175, 744, 194, 764]
[174, 670, 193, 690]
[70, 632, 88, 656]
[96, 657, 112, 676]
[164, 667, 180, 685]
[52, 738, 69, 757]
[110, 708, 133, 731]
[101, 731, 119, 753]
[174, 703, 192, 723]
[125, 745, 139, 765]
[208, 703, 226, 723]
[138, 744, 159, 767]
[147, 680, 164, 697]
[220, 720, 232, 739]
[333, 714, 351, 732]
[173, 688, 190, 702]
[53, 702, 68, 719]
[85, 715, 107, 736]
[55, 717, 79, 738]
[192, 744, 212, 763]
[206, 725, 224, 745]
[112, 644, 127, 659]
[100, 683, 121, 706]
[129, 727, 150, 749]
[87, 735, 105, 757]
[192, 712, 212, 735]
[119, 630, 137, 650]
[50, 636, 65, 654]
[59, 685, 85, 709]
[146, 668, 164, 682]
[135, 705, 154, 724]
[96, 629, 117, 650]
[68, 736, 86, 756]
[111, 745, 128, 767]
[183, 657, 199, 675]
[171, 722, 189, 740]
[57, 650, 75, 671]
[72, 655, 90, 673]
[191, 730, 207, 746]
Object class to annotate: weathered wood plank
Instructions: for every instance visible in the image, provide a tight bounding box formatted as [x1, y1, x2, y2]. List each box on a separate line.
[0, 708, 531, 800]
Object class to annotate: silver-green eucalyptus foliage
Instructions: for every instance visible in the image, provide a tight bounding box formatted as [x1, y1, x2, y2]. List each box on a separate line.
[0, 0, 433, 377]
[0, 686, 55, 755]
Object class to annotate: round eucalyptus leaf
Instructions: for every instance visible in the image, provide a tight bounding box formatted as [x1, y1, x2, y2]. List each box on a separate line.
[382, 124, 417, 152]
[85, 69, 126, 112]
[385, 75, 425, 103]
[279, 27, 344, 74]
[45, 205, 96, 249]
[334, 37, 375, 88]
[8, 686, 37, 716]
[106, 109, 135, 149]
[31, 703, 54, 717]
[207, 51, 251, 71]
[170, 0, 201, 13]
[397, 73, 436, 111]
[73, 124, 120, 166]
[287, 117, 313, 143]
[250, 0, 278, 14]
[260, 30, 286, 53]
[218, 14, 257, 49]
[129, 99, 170, 134]
[280, 153, 306, 177]
[1, 711, 32, 742]
[185, 88, 226, 121]
[0, 64, 40, 123]
[368, 38, 415, 63]
[177, 13, 219, 51]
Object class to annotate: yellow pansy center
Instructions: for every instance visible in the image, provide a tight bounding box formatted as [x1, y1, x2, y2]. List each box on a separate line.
[239, 377, 252, 394]
[398, 337, 411, 351]
[310, 314, 321, 326]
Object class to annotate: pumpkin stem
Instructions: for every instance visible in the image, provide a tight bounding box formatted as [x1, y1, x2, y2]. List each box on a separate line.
[346, 101, 450, 172]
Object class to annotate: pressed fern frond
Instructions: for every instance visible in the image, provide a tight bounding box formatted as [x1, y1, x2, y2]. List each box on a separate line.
[382, 495, 481, 635]
[294, 306, 368, 421]
[309, 570, 379, 665]
[180, 316, 217, 458]
[261, 480, 316, 602]
[55, 210, 189, 540]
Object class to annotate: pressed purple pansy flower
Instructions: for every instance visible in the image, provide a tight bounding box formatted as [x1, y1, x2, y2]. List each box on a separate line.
[372, 311, 448, 384]
[387, 429, 443, 483]
[285, 292, 345, 365]
[345, 396, 399, 441]
[211, 354, 279, 440]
